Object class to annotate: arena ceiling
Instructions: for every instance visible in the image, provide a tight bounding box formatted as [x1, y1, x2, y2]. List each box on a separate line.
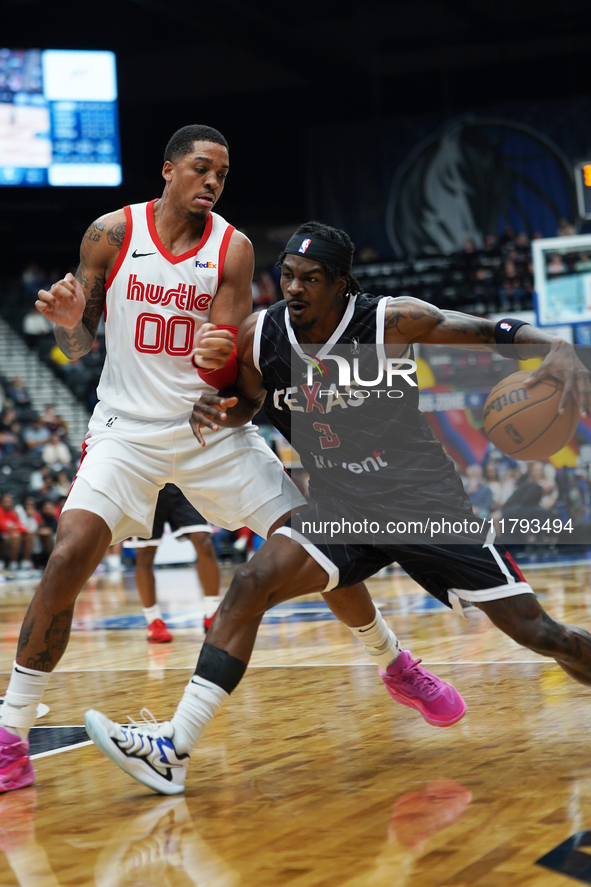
[3, 0, 590, 107]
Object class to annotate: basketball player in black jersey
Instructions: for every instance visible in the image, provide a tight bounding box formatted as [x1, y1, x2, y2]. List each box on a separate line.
[0, 128, 464, 795]
[85, 222, 591, 795]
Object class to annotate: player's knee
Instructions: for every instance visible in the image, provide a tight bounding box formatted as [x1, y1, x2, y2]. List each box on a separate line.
[45, 525, 108, 588]
[221, 562, 275, 619]
[193, 535, 215, 558]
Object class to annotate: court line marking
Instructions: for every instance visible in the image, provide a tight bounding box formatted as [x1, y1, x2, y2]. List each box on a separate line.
[6, 660, 554, 673]
[31, 739, 93, 760]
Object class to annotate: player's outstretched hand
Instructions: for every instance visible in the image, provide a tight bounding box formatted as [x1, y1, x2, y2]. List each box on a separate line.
[192, 323, 234, 370]
[35, 272, 85, 330]
[190, 393, 238, 446]
[525, 340, 591, 416]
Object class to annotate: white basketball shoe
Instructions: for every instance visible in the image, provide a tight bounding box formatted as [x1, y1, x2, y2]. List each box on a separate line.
[84, 708, 189, 795]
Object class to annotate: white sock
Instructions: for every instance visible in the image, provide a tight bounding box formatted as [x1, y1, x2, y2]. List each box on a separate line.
[143, 604, 162, 625]
[0, 661, 52, 739]
[348, 610, 401, 670]
[203, 596, 221, 619]
[170, 675, 228, 754]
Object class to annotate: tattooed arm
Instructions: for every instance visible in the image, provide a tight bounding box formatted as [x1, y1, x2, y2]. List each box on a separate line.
[383, 298, 497, 348]
[35, 209, 126, 358]
[384, 296, 591, 415]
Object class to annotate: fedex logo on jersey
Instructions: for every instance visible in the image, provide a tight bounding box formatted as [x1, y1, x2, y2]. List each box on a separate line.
[195, 260, 217, 270]
[126, 274, 212, 312]
[299, 239, 312, 254]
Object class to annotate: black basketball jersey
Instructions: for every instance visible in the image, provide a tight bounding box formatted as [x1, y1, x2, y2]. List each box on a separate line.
[255, 294, 471, 521]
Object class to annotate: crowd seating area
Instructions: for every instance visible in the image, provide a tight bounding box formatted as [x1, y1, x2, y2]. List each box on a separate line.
[352, 231, 536, 315]
[460, 457, 591, 549]
[2, 267, 106, 412]
[0, 371, 74, 576]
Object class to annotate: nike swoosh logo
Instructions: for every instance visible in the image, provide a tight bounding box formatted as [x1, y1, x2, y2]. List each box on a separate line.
[132, 250, 156, 258]
[190, 679, 217, 691]
[358, 622, 377, 632]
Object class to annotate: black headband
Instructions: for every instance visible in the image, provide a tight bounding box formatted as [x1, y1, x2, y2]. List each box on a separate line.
[284, 233, 353, 273]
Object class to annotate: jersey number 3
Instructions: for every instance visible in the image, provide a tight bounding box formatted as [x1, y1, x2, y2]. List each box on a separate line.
[313, 422, 341, 449]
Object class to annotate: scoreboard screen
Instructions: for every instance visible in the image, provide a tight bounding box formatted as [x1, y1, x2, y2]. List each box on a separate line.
[576, 161, 591, 220]
[0, 48, 121, 187]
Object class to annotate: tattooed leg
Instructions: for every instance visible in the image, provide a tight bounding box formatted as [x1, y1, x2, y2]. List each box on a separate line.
[477, 594, 591, 687]
[15, 510, 112, 672]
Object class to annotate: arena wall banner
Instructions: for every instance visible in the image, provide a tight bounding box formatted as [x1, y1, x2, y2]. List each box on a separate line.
[306, 98, 591, 259]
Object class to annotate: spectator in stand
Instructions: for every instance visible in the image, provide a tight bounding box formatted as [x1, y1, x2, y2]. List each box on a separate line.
[499, 467, 519, 506]
[514, 232, 530, 251]
[38, 499, 58, 548]
[483, 463, 502, 510]
[547, 254, 566, 276]
[20, 263, 45, 298]
[556, 468, 591, 532]
[53, 470, 72, 499]
[0, 408, 24, 455]
[14, 496, 52, 568]
[464, 464, 494, 520]
[253, 270, 280, 310]
[456, 238, 480, 278]
[0, 492, 34, 574]
[499, 260, 526, 311]
[42, 474, 61, 504]
[472, 267, 497, 311]
[483, 234, 500, 256]
[557, 218, 576, 237]
[28, 464, 52, 495]
[500, 225, 516, 246]
[501, 462, 558, 541]
[42, 432, 71, 472]
[23, 416, 51, 451]
[575, 253, 591, 272]
[357, 241, 378, 263]
[5, 376, 31, 408]
[22, 305, 53, 350]
[0, 406, 18, 433]
[41, 404, 69, 440]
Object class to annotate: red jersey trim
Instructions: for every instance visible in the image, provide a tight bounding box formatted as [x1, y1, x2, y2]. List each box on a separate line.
[217, 225, 236, 287]
[146, 199, 213, 265]
[105, 204, 133, 292]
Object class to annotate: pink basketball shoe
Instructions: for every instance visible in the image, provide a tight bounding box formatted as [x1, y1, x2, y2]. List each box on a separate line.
[0, 727, 35, 793]
[379, 651, 466, 727]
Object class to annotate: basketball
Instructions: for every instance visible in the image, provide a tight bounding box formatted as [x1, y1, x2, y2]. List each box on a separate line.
[483, 370, 579, 460]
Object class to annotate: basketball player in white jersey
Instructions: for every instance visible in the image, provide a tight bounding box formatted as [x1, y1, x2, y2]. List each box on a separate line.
[0, 125, 464, 794]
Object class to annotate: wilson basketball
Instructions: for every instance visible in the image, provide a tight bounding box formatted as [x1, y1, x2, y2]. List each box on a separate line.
[483, 370, 579, 460]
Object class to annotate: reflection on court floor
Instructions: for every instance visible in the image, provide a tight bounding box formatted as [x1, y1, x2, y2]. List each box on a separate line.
[1, 559, 591, 885]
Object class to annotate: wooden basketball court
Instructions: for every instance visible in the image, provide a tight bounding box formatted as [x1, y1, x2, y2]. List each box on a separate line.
[1, 557, 590, 886]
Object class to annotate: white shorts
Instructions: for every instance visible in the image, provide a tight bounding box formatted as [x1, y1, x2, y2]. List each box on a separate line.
[62, 402, 306, 544]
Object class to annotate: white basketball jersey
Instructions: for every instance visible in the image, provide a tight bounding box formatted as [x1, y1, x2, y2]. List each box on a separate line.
[97, 200, 235, 419]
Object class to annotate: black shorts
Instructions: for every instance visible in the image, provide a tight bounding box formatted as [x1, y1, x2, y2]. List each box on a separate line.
[133, 484, 211, 548]
[280, 500, 532, 610]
